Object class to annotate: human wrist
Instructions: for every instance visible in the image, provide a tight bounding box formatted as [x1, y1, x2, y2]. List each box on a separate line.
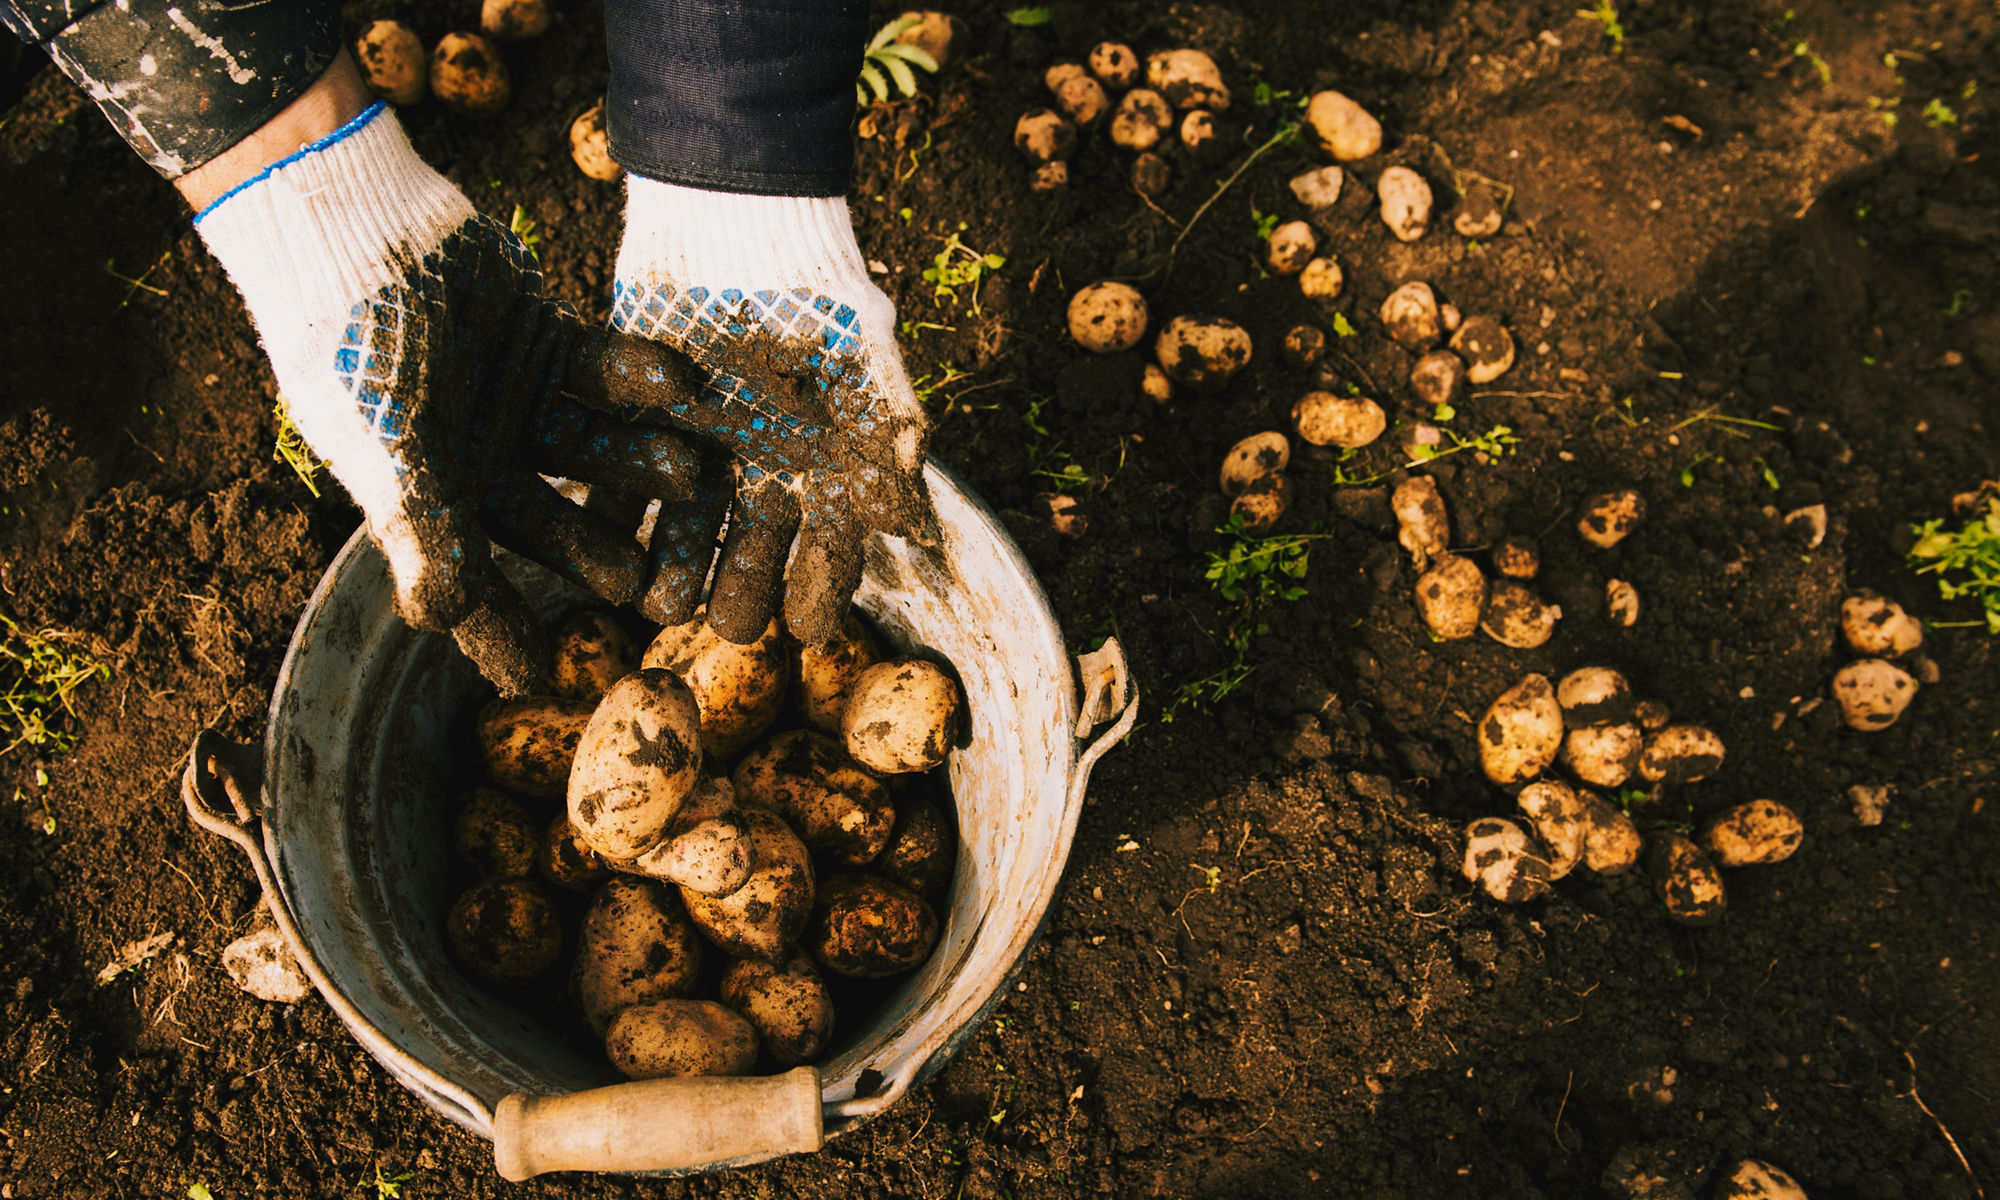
[175, 51, 372, 212]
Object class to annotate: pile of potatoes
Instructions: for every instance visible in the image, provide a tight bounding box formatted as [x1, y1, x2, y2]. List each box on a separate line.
[445, 607, 961, 1079]
[1015, 44, 1231, 196]
[1828, 590, 1926, 731]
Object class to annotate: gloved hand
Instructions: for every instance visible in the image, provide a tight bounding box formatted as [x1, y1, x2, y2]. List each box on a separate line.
[609, 177, 939, 646]
[194, 100, 703, 694]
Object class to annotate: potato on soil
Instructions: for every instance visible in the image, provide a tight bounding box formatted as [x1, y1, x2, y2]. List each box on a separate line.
[878, 792, 956, 896]
[1557, 667, 1634, 725]
[1043, 62, 1085, 93]
[547, 609, 637, 702]
[1219, 432, 1289, 496]
[809, 874, 942, 978]
[1516, 780, 1589, 879]
[1298, 257, 1344, 301]
[1013, 110, 1076, 162]
[1130, 152, 1171, 197]
[734, 730, 895, 867]
[1109, 88, 1173, 151]
[1715, 1160, 1808, 1200]
[1380, 282, 1441, 350]
[1461, 817, 1552, 903]
[1840, 592, 1924, 657]
[1156, 315, 1252, 387]
[1454, 186, 1503, 238]
[681, 807, 814, 960]
[1289, 165, 1344, 208]
[1088, 41, 1139, 88]
[447, 878, 562, 982]
[605, 999, 758, 1080]
[1266, 221, 1316, 275]
[1480, 581, 1560, 649]
[1305, 90, 1381, 161]
[566, 669, 702, 862]
[1561, 722, 1642, 789]
[794, 611, 882, 734]
[1377, 166, 1433, 242]
[1634, 698, 1671, 730]
[1145, 49, 1229, 110]
[1578, 488, 1646, 548]
[1030, 161, 1068, 193]
[569, 100, 622, 182]
[1576, 790, 1642, 874]
[481, 0, 550, 41]
[1479, 674, 1563, 785]
[1179, 109, 1221, 155]
[895, 10, 964, 68]
[1450, 315, 1516, 383]
[1650, 834, 1726, 925]
[1409, 350, 1466, 410]
[625, 774, 754, 897]
[573, 877, 704, 1035]
[355, 21, 426, 106]
[1230, 472, 1290, 533]
[455, 788, 540, 879]
[1701, 800, 1804, 867]
[1637, 725, 1725, 784]
[720, 952, 836, 1067]
[1292, 392, 1385, 449]
[1282, 325, 1326, 369]
[1391, 475, 1449, 569]
[430, 33, 512, 117]
[1415, 555, 1487, 641]
[477, 694, 594, 799]
[1067, 282, 1149, 354]
[1439, 303, 1462, 332]
[1141, 364, 1173, 403]
[1054, 74, 1109, 127]
[1606, 578, 1640, 626]
[1831, 659, 1917, 731]
[643, 611, 789, 758]
[1493, 536, 1539, 579]
[843, 658, 961, 775]
[539, 816, 610, 892]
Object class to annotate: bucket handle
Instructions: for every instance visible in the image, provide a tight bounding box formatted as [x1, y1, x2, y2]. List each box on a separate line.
[1071, 636, 1138, 775]
[181, 730, 499, 1136]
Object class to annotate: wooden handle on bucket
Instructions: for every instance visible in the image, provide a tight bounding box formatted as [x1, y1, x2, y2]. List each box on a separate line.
[491, 1067, 822, 1181]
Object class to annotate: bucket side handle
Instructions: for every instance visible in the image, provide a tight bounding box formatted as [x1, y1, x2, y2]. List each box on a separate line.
[181, 730, 499, 1137]
[1072, 638, 1139, 787]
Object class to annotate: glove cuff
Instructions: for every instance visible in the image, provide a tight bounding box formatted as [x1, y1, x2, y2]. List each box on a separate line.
[615, 176, 876, 310]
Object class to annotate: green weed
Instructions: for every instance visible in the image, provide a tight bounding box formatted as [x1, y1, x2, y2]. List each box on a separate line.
[1003, 6, 1051, 26]
[1923, 97, 1960, 127]
[857, 16, 939, 105]
[1162, 515, 1327, 722]
[1578, 1, 1625, 50]
[508, 204, 540, 262]
[0, 613, 109, 756]
[1947, 288, 1975, 317]
[272, 398, 325, 497]
[363, 1166, 416, 1199]
[105, 250, 171, 310]
[1408, 423, 1520, 465]
[1907, 492, 2000, 633]
[912, 362, 971, 406]
[922, 226, 1005, 315]
[1250, 205, 1281, 241]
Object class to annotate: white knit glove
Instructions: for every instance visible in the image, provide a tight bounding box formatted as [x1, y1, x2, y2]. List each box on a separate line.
[610, 178, 937, 646]
[196, 102, 705, 693]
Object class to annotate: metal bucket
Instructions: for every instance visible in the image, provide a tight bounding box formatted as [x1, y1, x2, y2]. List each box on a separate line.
[182, 462, 1136, 1178]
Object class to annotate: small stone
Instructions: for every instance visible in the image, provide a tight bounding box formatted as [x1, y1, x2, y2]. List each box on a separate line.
[1266, 221, 1317, 275]
[1700, 800, 1804, 867]
[1579, 488, 1646, 548]
[1378, 167, 1433, 242]
[223, 928, 312, 1004]
[1461, 817, 1552, 903]
[1440, 303, 1462, 332]
[1299, 257, 1345, 301]
[1043, 493, 1087, 538]
[1380, 282, 1441, 350]
[1831, 659, 1917, 730]
[1306, 90, 1382, 161]
[1847, 784, 1890, 827]
[1289, 165, 1345, 208]
[1450, 315, 1516, 383]
[1784, 504, 1828, 549]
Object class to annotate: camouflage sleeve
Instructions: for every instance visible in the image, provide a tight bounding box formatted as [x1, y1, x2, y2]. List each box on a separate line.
[1, 0, 339, 177]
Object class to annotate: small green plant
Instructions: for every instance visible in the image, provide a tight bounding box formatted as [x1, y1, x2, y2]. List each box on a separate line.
[363, 1166, 417, 1199]
[1907, 491, 2000, 633]
[1250, 204, 1281, 241]
[272, 397, 325, 497]
[1330, 312, 1358, 338]
[0, 613, 109, 756]
[1947, 288, 1975, 317]
[1035, 461, 1092, 493]
[1408, 423, 1520, 465]
[857, 16, 940, 105]
[1791, 40, 1831, 85]
[1249, 79, 1299, 108]
[1923, 97, 1960, 127]
[1753, 456, 1781, 491]
[105, 250, 171, 309]
[1678, 452, 1718, 488]
[922, 226, 1005, 314]
[1432, 401, 1457, 423]
[1578, 1, 1625, 50]
[911, 362, 971, 406]
[1162, 515, 1327, 722]
[186, 1184, 214, 1200]
[508, 204, 540, 262]
[1615, 787, 1649, 813]
[1003, 6, 1051, 26]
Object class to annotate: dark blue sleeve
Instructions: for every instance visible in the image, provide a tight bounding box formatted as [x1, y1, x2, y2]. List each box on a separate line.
[604, 0, 865, 197]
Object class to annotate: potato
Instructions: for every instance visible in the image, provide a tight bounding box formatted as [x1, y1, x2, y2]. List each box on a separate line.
[894, 10, 965, 68]
[1156, 315, 1252, 388]
[643, 611, 789, 758]
[1030, 161, 1069, 193]
[481, 0, 550, 41]
[720, 952, 835, 1066]
[1013, 110, 1076, 162]
[1460, 817, 1552, 903]
[624, 774, 754, 896]
[1230, 473, 1290, 534]
[355, 21, 426, 107]
[1306, 90, 1382, 161]
[1478, 674, 1563, 785]
[455, 788, 540, 879]
[1377, 166, 1433, 242]
[733, 730, 895, 867]
[538, 816, 610, 892]
[1392, 475, 1450, 569]
[1130, 152, 1171, 198]
[1109, 88, 1173, 151]
[681, 808, 814, 960]
[1067, 282, 1149, 354]
[1450, 315, 1516, 384]
[1515, 780, 1587, 879]
[1266, 221, 1316, 275]
[1633, 698, 1671, 730]
[477, 695, 594, 799]
[1145, 49, 1229, 110]
[547, 609, 636, 702]
[1219, 432, 1289, 497]
[1700, 800, 1804, 867]
[809, 874, 941, 978]
[1832, 659, 1917, 730]
[605, 999, 758, 1080]
[1637, 725, 1725, 784]
[1480, 581, 1560, 649]
[1298, 257, 1345, 301]
[1379, 282, 1440, 350]
[1282, 325, 1326, 369]
[1841, 592, 1923, 656]
[566, 669, 703, 862]
[1289, 165, 1344, 208]
[1292, 392, 1384, 449]
[573, 878, 704, 1035]
[1454, 184, 1504, 237]
[1409, 350, 1466, 411]
[1415, 554, 1487, 640]
[447, 878, 562, 981]
[1578, 488, 1646, 549]
[430, 32, 512, 118]
[1576, 790, 1642, 874]
[1714, 1160, 1808, 1200]
[843, 658, 961, 775]
[569, 100, 622, 182]
[1493, 536, 1539, 580]
[878, 792, 955, 896]
[1606, 578, 1641, 626]
[1054, 74, 1109, 127]
[1088, 41, 1139, 89]
[1649, 834, 1726, 925]
[1179, 109, 1220, 154]
[1561, 723, 1642, 789]
[1043, 62, 1086, 93]
[794, 611, 883, 734]
[1140, 364, 1173, 403]
[1439, 303, 1462, 332]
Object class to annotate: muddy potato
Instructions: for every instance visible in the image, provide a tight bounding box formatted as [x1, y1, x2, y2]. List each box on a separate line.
[1516, 780, 1588, 879]
[430, 32, 511, 117]
[1306, 90, 1381, 161]
[895, 10, 964, 68]
[843, 658, 961, 775]
[794, 611, 882, 734]
[1714, 1160, 1808, 1200]
[455, 788, 540, 879]
[538, 816, 610, 892]
[1480, 581, 1560, 649]
[1140, 364, 1173, 403]
[1145, 49, 1228, 109]
[1561, 722, 1642, 789]
[566, 669, 703, 862]
[1454, 186, 1503, 237]
[626, 775, 753, 896]
[1450, 315, 1515, 383]
[720, 952, 835, 1066]
[548, 610, 637, 702]
[1415, 555, 1487, 641]
[1637, 725, 1725, 784]
[734, 730, 895, 866]
[605, 999, 758, 1080]
[1013, 110, 1076, 162]
[1461, 817, 1552, 903]
[569, 100, 622, 182]
[1493, 536, 1539, 580]
[1409, 350, 1466, 410]
[1289, 165, 1344, 208]
[478, 695, 594, 799]
[809, 874, 941, 978]
[1650, 834, 1726, 925]
[481, 0, 550, 41]
[355, 21, 426, 106]
[1606, 578, 1640, 626]
[1576, 790, 1642, 874]
[1578, 488, 1646, 549]
[1292, 392, 1385, 449]
[1282, 325, 1326, 369]
[1054, 74, 1109, 127]
[1155, 315, 1252, 387]
[1831, 659, 1917, 730]
[1109, 88, 1173, 151]
[1298, 257, 1344, 301]
[1478, 674, 1563, 785]
[1701, 800, 1804, 867]
[573, 878, 703, 1035]
[1179, 109, 1221, 155]
[1840, 592, 1924, 657]
[1088, 41, 1139, 88]
[878, 792, 956, 896]
[1557, 667, 1635, 726]
[1266, 221, 1316, 275]
[1219, 432, 1289, 496]
[1030, 161, 1068, 193]
[1379, 282, 1441, 350]
[1043, 62, 1085, 93]
[1392, 475, 1450, 568]
[1067, 281, 1149, 354]
[1634, 699, 1670, 730]
[643, 611, 789, 758]
[1377, 166, 1433, 242]
[1230, 472, 1290, 533]
[447, 878, 562, 982]
[1129, 151, 1172, 197]
[681, 808, 814, 960]
[1439, 303, 1462, 332]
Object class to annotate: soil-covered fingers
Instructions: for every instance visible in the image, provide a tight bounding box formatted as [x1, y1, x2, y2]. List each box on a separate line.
[447, 567, 553, 697]
[523, 398, 701, 502]
[479, 471, 646, 605]
[579, 327, 710, 417]
[782, 507, 866, 646]
[707, 470, 801, 645]
[638, 454, 732, 628]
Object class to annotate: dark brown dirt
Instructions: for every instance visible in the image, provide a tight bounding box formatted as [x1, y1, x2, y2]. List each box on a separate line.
[2, 1, 1998, 1197]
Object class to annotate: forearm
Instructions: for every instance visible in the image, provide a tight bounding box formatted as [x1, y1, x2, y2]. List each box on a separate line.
[176, 50, 369, 212]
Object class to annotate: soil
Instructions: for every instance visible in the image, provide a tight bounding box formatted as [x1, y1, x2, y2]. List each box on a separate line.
[2, 1, 1998, 1197]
